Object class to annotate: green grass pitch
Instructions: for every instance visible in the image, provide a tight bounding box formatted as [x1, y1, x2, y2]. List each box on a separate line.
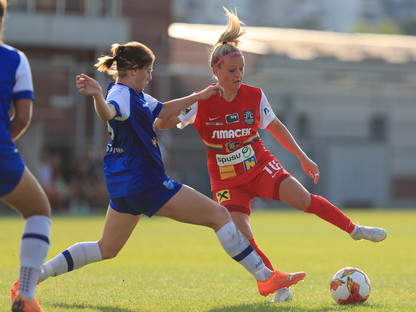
[1, 209, 415, 311]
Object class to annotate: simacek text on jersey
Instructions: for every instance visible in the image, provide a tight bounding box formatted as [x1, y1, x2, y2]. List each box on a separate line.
[211, 128, 251, 139]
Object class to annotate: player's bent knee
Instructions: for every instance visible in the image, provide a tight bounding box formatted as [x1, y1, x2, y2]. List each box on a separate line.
[208, 204, 232, 231]
[100, 249, 119, 260]
[98, 242, 121, 260]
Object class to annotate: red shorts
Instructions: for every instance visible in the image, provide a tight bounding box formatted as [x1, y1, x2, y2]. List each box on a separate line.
[212, 157, 291, 216]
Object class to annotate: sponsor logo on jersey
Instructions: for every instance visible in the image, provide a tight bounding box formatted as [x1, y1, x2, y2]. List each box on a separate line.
[209, 116, 221, 121]
[205, 122, 224, 126]
[243, 156, 257, 171]
[263, 104, 271, 118]
[181, 107, 192, 116]
[216, 189, 230, 204]
[211, 128, 251, 139]
[152, 137, 158, 146]
[244, 110, 254, 125]
[163, 179, 175, 190]
[106, 145, 125, 154]
[226, 113, 239, 124]
[216, 144, 255, 166]
[225, 141, 240, 152]
[219, 165, 236, 179]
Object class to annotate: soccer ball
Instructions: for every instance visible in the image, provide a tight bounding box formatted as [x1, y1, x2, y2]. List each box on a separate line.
[330, 267, 371, 304]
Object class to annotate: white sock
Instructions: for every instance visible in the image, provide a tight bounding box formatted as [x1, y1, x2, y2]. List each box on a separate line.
[39, 241, 102, 282]
[215, 222, 272, 281]
[350, 225, 359, 234]
[19, 215, 51, 300]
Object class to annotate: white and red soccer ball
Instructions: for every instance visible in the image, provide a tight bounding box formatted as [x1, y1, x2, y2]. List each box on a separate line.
[330, 267, 371, 304]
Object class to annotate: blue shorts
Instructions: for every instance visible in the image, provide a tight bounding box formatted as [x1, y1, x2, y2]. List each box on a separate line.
[0, 152, 25, 197]
[110, 179, 182, 217]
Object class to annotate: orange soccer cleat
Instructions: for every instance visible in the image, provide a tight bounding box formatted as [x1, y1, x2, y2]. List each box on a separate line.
[10, 278, 20, 302]
[10, 278, 40, 302]
[257, 270, 306, 296]
[11, 294, 44, 312]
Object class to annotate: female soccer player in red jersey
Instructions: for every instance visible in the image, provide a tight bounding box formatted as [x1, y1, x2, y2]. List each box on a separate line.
[155, 7, 387, 302]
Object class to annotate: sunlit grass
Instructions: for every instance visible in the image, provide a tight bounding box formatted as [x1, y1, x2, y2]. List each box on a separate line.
[1, 209, 415, 311]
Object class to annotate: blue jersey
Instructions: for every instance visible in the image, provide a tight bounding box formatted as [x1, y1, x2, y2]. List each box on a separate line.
[103, 82, 167, 198]
[0, 44, 34, 195]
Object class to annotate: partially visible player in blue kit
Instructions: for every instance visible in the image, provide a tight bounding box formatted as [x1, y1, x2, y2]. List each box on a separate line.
[11, 41, 305, 302]
[0, 1, 51, 311]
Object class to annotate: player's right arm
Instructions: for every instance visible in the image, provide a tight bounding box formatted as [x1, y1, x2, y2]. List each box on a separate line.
[76, 73, 117, 121]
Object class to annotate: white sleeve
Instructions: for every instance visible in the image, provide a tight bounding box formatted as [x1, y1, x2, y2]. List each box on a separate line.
[143, 93, 161, 112]
[107, 87, 131, 121]
[14, 51, 33, 94]
[177, 102, 198, 129]
[258, 91, 276, 129]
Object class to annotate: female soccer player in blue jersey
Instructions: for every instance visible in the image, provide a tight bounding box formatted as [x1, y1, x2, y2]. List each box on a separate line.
[1, 1, 51, 311]
[11, 41, 306, 303]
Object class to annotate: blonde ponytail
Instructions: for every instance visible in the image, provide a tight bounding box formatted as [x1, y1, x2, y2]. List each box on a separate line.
[210, 7, 246, 68]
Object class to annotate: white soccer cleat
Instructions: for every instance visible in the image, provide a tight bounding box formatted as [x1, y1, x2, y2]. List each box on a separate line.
[350, 225, 387, 243]
[270, 287, 293, 303]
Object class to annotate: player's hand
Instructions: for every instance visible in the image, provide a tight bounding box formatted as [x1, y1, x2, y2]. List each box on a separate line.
[197, 83, 225, 100]
[76, 73, 102, 97]
[301, 157, 320, 184]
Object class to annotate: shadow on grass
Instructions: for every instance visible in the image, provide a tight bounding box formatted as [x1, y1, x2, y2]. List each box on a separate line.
[50, 302, 137, 312]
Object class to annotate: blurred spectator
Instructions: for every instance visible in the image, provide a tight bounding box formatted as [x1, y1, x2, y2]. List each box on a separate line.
[37, 148, 108, 213]
[37, 149, 67, 211]
[66, 148, 108, 214]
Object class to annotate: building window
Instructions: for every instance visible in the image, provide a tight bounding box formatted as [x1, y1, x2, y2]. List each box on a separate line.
[8, 0, 119, 16]
[7, 0, 29, 12]
[65, 0, 84, 14]
[370, 115, 387, 141]
[36, 0, 56, 12]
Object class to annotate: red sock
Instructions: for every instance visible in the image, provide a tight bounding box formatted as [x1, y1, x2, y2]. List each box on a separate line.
[305, 194, 356, 234]
[249, 238, 274, 271]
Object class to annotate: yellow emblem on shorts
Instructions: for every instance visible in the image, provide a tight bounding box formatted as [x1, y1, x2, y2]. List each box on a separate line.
[216, 190, 230, 204]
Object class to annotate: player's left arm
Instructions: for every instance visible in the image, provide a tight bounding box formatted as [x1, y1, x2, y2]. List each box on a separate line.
[9, 98, 32, 141]
[266, 117, 320, 184]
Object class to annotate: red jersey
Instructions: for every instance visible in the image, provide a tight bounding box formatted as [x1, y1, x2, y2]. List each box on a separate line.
[178, 84, 276, 190]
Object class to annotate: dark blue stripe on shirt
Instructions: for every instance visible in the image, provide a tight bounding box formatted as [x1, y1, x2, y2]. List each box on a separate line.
[22, 233, 49, 244]
[62, 250, 74, 272]
[232, 245, 254, 262]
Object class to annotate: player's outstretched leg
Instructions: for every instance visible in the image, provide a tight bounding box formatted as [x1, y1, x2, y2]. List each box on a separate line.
[350, 225, 387, 242]
[215, 222, 306, 296]
[305, 194, 387, 243]
[11, 241, 101, 301]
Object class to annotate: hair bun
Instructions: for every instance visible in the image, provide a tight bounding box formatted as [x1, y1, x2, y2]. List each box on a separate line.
[113, 45, 125, 61]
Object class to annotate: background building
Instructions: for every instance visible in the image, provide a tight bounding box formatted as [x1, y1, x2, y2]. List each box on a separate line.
[4, 0, 172, 211]
[3, 0, 416, 211]
[166, 23, 416, 208]
[173, 0, 416, 34]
